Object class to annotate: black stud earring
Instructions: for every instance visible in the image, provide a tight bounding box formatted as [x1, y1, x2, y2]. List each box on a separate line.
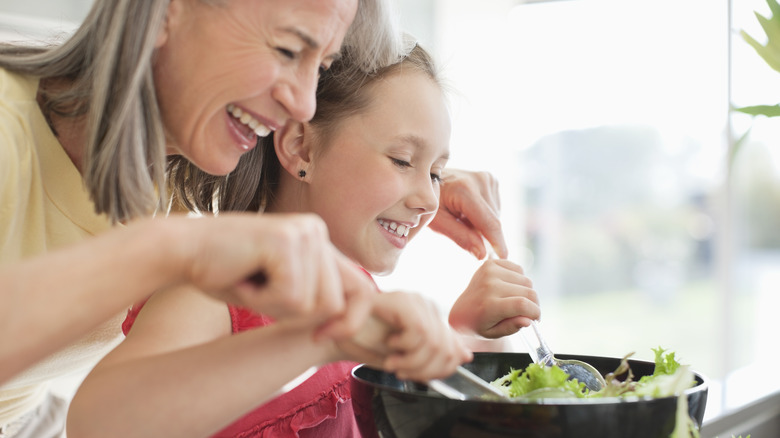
[298, 169, 306, 178]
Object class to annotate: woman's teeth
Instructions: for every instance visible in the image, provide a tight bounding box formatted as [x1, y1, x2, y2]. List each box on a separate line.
[378, 219, 411, 237]
[227, 104, 272, 137]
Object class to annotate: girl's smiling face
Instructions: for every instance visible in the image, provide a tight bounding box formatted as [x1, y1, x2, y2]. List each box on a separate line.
[154, 0, 356, 175]
[305, 70, 451, 275]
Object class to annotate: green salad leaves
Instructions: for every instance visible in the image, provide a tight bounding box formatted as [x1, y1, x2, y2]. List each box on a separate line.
[490, 348, 700, 438]
[491, 347, 695, 400]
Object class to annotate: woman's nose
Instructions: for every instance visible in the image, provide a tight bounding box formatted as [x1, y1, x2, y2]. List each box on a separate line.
[276, 69, 318, 123]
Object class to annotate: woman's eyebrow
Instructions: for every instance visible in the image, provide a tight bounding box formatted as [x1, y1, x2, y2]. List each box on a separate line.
[280, 27, 342, 61]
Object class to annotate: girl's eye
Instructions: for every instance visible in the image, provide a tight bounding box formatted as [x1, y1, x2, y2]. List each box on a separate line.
[391, 158, 412, 168]
[430, 173, 443, 184]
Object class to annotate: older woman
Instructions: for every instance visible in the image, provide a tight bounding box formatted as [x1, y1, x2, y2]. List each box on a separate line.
[0, 0, 505, 436]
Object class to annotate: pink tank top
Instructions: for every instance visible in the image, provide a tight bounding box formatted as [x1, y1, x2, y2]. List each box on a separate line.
[123, 305, 369, 437]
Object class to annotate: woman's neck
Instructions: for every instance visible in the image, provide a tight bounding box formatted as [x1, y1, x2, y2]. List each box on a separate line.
[37, 78, 87, 174]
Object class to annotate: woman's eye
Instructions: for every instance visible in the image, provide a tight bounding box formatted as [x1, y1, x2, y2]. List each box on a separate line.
[391, 158, 412, 168]
[276, 48, 296, 59]
[431, 173, 443, 183]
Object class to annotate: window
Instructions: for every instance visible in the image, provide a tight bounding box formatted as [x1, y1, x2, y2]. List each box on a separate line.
[380, 0, 780, 423]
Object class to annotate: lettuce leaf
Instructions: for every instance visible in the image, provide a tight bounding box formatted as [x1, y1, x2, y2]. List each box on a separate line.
[491, 363, 589, 399]
[492, 347, 695, 400]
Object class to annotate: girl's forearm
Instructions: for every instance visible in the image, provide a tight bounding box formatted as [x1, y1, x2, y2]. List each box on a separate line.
[67, 323, 336, 438]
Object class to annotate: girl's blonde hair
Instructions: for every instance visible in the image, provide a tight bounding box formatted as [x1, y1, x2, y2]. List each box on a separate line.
[182, 35, 441, 214]
[0, 0, 399, 223]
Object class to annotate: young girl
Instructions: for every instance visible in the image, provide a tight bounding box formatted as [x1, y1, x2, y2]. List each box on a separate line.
[68, 37, 540, 437]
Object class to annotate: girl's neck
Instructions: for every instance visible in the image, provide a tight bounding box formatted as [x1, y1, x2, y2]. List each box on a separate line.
[264, 171, 308, 214]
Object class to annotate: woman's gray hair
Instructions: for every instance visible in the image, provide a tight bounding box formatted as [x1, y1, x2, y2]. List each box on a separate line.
[0, 0, 170, 223]
[0, 0, 400, 222]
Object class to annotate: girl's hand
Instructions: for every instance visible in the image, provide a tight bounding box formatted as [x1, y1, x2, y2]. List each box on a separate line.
[336, 292, 473, 382]
[170, 212, 375, 328]
[449, 259, 540, 339]
[429, 169, 507, 259]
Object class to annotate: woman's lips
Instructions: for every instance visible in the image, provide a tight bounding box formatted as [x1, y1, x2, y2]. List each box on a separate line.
[225, 104, 276, 150]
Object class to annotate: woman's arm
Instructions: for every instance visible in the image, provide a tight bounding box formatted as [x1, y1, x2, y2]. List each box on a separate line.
[0, 218, 178, 383]
[0, 213, 375, 384]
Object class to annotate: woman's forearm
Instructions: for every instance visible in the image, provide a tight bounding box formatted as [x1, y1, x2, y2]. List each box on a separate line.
[0, 218, 184, 383]
[67, 324, 335, 438]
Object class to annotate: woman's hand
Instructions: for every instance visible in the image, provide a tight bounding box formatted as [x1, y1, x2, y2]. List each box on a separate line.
[170, 212, 375, 330]
[335, 292, 473, 382]
[449, 259, 541, 339]
[431, 169, 507, 259]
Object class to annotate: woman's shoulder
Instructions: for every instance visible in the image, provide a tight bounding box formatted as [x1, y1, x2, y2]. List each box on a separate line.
[0, 65, 33, 105]
[0, 67, 43, 162]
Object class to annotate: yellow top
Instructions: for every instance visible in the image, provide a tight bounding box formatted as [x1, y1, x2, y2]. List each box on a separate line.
[0, 68, 123, 424]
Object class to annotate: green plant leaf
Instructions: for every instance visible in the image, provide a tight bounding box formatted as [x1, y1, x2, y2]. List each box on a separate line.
[733, 104, 780, 117]
[740, 0, 780, 73]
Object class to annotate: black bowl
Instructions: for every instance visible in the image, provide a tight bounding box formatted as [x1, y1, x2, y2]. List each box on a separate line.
[351, 352, 708, 438]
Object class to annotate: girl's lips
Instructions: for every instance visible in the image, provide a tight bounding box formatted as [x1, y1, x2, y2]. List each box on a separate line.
[377, 218, 414, 237]
[377, 219, 417, 250]
[378, 221, 408, 249]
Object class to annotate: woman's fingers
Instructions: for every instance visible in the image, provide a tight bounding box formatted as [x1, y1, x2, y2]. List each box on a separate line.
[429, 169, 507, 259]
[183, 213, 361, 323]
[314, 250, 376, 340]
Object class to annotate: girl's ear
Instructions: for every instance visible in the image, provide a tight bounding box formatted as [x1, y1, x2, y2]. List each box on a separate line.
[274, 121, 312, 180]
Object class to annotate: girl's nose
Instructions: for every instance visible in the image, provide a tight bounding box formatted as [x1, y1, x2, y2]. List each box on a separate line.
[408, 176, 440, 213]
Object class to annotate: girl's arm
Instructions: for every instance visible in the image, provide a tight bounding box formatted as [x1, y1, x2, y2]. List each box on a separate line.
[0, 213, 375, 384]
[68, 286, 471, 438]
[67, 285, 340, 438]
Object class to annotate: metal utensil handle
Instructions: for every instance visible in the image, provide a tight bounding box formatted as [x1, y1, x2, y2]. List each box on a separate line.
[482, 242, 554, 366]
[429, 366, 506, 400]
[520, 320, 556, 366]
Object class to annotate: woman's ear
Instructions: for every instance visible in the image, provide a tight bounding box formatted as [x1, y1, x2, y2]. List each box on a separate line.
[156, 0, 181, 48]
[274, 121, 312, 181]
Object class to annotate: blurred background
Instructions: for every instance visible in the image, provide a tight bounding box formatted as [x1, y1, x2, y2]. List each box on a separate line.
[2, 0, 778, 433]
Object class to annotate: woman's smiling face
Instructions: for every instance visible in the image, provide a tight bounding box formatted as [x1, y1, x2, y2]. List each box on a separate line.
[154, 0, 357, 175]
[306, 69, 451, 275]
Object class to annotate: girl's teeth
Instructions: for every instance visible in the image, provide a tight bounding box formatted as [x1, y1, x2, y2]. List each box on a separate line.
[227, 104, 273, 138]
[378, 219, 411, 237]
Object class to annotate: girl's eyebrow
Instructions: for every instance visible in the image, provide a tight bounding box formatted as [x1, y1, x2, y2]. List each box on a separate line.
[396, 134, 450, 160]
[280, 27, 343, 62]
